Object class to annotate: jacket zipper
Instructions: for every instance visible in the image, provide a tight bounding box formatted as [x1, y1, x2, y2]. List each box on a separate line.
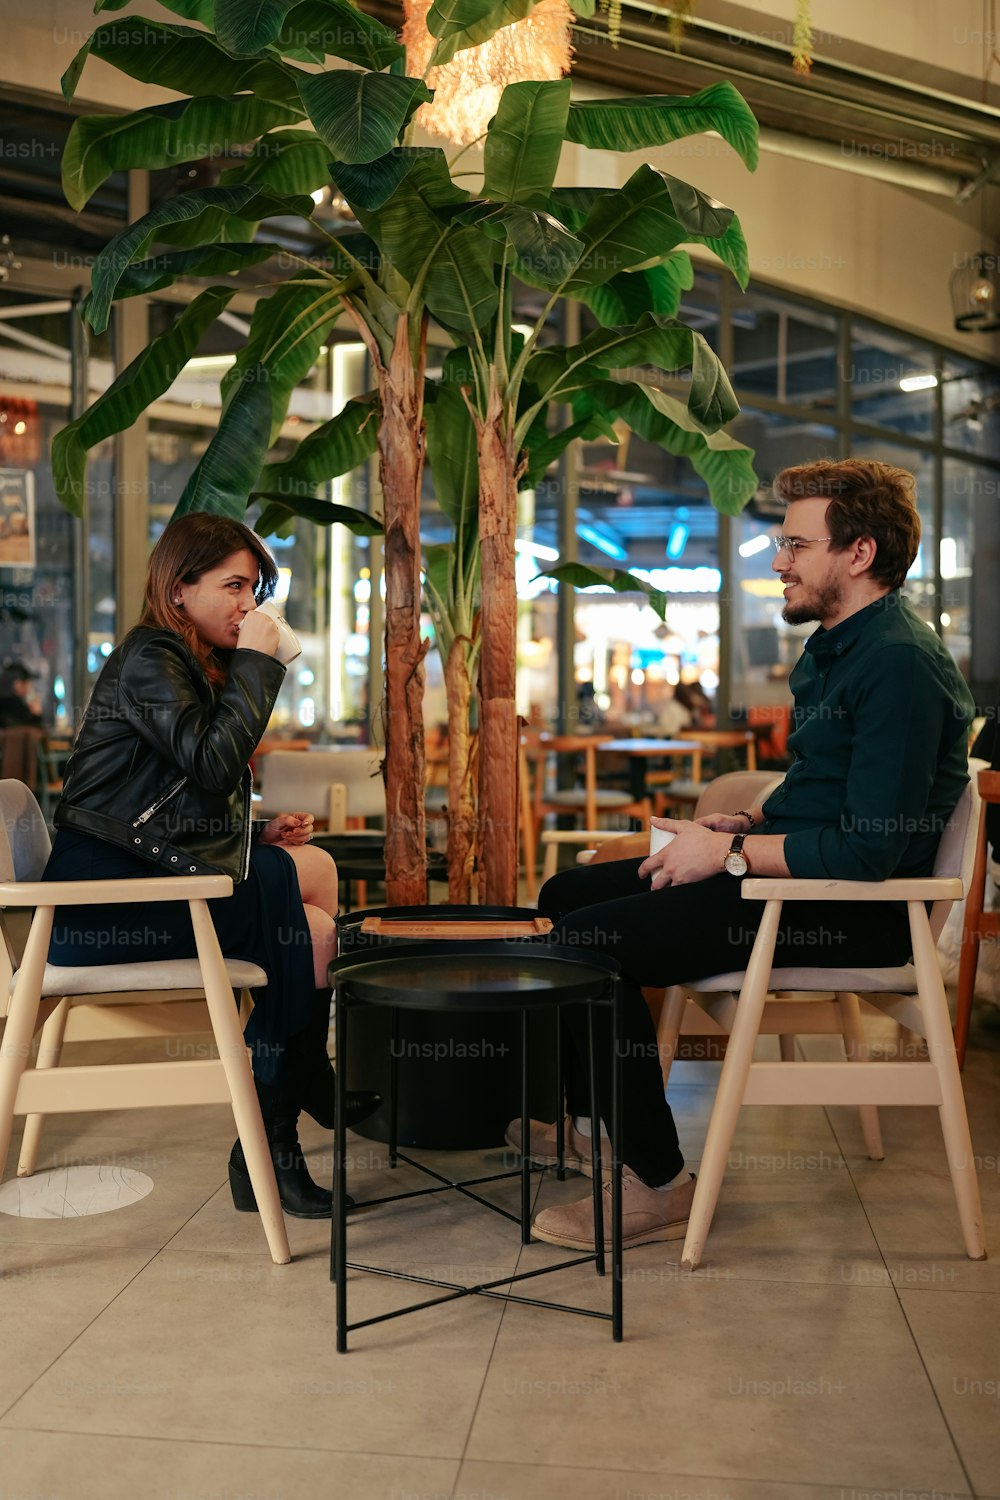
[131, 776, 188, 827]
[241, 767, 253, 879]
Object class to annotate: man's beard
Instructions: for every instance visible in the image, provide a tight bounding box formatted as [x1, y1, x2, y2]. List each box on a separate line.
[781, 576, 844, 626]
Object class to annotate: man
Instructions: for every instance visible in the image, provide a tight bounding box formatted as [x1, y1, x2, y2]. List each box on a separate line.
[513, 459, 975, 1251]
[0, 660, 43, 729]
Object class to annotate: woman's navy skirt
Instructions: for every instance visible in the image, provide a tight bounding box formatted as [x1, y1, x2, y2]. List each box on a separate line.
[43, 828, 317, 1086]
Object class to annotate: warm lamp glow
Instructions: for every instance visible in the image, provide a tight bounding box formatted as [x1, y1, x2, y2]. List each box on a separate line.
[403, 0, 573, 147]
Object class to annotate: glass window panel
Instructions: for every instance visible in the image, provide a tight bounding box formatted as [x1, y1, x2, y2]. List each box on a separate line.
[677, 266, 720, 352]
[848, 437, 937, 630]
[942, 353, 1000, 462]
[729, 413, 838, 716]
[851, 320, 937, 437]
[732, 290, 839, 410]
[943, 458, 999, 698]
[0, 288, 105, 734]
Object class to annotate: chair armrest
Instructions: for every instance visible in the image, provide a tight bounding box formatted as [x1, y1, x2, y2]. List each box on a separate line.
[741, 876, 963, 903]
[0, 875, 234, 907]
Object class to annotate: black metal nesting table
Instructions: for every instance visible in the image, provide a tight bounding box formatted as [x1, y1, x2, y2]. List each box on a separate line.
[328, 939, 624, 1351]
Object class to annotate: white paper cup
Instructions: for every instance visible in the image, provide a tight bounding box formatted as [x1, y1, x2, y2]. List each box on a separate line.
[649, 824, 676, 856]
[255, 600, 302, 665]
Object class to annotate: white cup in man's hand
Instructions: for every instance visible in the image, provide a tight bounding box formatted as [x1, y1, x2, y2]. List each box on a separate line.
[255, 600, 302, 665]
[649, 823, 676, 856]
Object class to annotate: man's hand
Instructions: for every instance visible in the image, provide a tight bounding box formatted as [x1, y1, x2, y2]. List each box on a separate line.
[260, 812, 315, 846]
[697, 812, 750, 834]
[638, 818, 731, 889]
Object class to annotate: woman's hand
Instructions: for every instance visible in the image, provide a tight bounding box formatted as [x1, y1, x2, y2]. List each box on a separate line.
[260, 813, 315, 846]
[638, 819, 730, 889]
[236, 609, 281, 656]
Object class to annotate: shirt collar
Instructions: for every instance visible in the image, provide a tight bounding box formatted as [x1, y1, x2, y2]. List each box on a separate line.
[804, 590, 901, 663]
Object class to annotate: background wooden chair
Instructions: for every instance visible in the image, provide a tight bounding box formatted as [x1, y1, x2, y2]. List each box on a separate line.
[653, 729, 758, 818]
[519, 732, 650, 894]
[0, 780, 290, 1263]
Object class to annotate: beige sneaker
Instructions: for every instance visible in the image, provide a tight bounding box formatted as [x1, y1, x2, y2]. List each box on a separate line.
[503, 1115, 612, 1177]
[532, 1167, 696, 1251]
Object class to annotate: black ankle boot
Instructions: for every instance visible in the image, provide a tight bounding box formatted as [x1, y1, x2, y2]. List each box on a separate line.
[228, 1112, 352, 1220]
[287, 1021, 381, 1131]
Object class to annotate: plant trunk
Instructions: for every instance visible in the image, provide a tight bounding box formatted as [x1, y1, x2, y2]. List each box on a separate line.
[445, 638, 476, 904]
[379, 314, 428, 906]
[476, 372, 519, 907]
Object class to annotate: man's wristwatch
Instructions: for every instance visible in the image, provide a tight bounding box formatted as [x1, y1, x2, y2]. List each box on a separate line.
[724, 833, 751, 877]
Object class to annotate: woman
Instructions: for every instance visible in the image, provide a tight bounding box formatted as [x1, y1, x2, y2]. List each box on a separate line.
[44, 514, 380, 1219]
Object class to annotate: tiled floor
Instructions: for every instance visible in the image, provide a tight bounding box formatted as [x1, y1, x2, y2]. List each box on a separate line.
[1, 1006, 999, 1500]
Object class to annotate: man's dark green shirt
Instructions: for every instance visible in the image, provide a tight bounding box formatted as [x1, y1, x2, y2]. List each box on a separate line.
[758, 591, 974, 880]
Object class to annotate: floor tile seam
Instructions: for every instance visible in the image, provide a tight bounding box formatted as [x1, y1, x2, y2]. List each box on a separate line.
[887, 1277, 979, 1496]
[454, 1452, 977, 1496]
[0, 1422, 470, 1464]
[0, 1241, 164, 1426]
[451, 1181, 550, 1500]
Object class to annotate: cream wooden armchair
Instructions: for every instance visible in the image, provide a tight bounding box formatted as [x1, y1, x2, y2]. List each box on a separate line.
[675, 774, 986, 1270]
[0, 780, 290, 1264]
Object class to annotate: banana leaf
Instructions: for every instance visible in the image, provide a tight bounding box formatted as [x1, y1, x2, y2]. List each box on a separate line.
[566, 81, 760, 171]
[219, 130, 332, 196]
[482, 79, 571, 210]
[524, 314, 739, 431]
[84, 185, 314, 333]
[221, 277, 345, 441]
[255, 496, 384, 538]
[62, 17, 301, 109]
[52, 286, 237, 515]
[95, 242, 282, 305]
[299, 71, 432, 165]
[174, 362, 273, 519]
[425, 0, 541, 69]
[63, 95, 301, 211]
[257, 393, 381, 495]
[538, 562, 668, 621]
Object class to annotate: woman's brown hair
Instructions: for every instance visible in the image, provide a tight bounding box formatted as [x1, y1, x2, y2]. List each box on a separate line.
[139, 515, 278, 685]
[773, 458, 921, 591]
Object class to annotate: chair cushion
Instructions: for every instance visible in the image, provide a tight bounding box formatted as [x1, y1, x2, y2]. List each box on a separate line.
[685, 963, 918, 994]
[22, 958, 269, 998]
[545, 789, 637, 810]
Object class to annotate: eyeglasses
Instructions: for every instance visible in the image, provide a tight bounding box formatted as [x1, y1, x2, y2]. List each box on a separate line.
[772, 535, 832, 561]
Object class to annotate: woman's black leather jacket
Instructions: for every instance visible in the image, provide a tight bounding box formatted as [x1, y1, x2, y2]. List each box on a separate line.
[54, 627, 285, 881]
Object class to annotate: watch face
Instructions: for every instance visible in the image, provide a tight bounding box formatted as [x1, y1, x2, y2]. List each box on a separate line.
[725, 851, 749, 877]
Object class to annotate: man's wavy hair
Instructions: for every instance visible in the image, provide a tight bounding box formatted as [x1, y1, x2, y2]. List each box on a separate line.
[773, 458, 921, 591]
[140, 515, 278, 686]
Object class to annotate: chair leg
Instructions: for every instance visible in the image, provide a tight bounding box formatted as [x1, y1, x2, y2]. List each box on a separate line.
[908, 901, 987, 1260]
[541, 837, 560, 887]
[16, 996, 71, 1177]
[778, 1034, 796, 1062]
[188, 899, 291, 1266]
[682, 899, 782, 1271]
[656, 986, 689, 1089]
[955, 800, 988, 1071]
[835, 991, 884, 1161]
[0, 910, 53, 1183]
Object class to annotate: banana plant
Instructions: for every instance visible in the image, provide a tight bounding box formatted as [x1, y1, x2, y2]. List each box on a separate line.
[53, 0, 759, 907]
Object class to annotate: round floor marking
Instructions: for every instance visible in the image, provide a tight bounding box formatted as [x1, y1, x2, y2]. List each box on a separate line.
[0, 1165, 154, 1218]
